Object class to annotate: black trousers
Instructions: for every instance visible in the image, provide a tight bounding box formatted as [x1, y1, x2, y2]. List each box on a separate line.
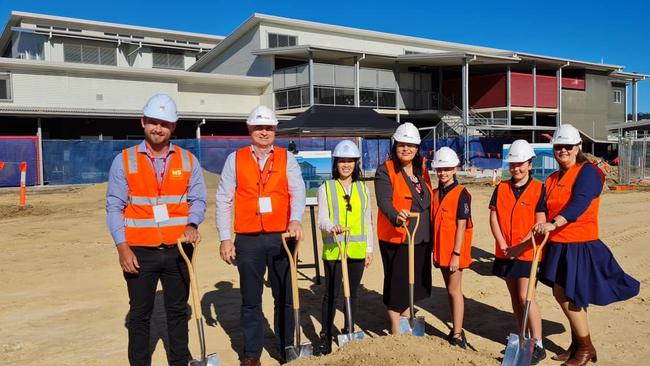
[320, 258, 365, 342]
[124, 245, 191, 366]
[235, 233, 294, 359]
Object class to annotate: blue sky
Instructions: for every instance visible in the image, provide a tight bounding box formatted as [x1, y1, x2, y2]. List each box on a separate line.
[2, 0, 648, 113]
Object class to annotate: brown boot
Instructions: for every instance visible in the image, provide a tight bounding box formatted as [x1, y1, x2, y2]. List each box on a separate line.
[561, 335, 597, 366]
[552, 331, 577, 362]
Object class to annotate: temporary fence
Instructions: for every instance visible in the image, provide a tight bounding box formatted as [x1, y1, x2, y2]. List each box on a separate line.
[618, 136, 650, 185]
[0, 136, 40, 187]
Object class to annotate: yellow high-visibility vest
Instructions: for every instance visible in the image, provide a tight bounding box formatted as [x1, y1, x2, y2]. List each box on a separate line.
[322, 180, 368, 260]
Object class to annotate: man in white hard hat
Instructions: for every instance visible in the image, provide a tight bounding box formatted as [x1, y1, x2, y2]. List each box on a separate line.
[106, 93, 207, 366]
[216, 105, 306, 366]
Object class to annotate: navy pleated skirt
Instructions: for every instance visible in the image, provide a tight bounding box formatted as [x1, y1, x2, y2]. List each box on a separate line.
[539, 240, 640, 307]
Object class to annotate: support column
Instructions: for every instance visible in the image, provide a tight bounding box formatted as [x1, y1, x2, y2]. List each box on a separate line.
[36, 118, 44, 186]
[462, 59, 470, 169]
[507, 64, 512, 126]
[532, 63, 537, 127]
[395, 61, 400, 122]
[633, 79, 638, 123]
[354, 56, 360, 107]
[309, 52, 314, 106]
[438, 67, 443, 110]
[556, 66, 563, 126]
[625, 82, 629, 122]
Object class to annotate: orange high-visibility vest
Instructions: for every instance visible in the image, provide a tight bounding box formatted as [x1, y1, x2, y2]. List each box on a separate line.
[546, 163, 603, 243]
[494, 179, 544, 261]
[432, 185, 473, 268]
[377, 159, 432, 244]
[234, 146, 290, 234]
[123, 145, 192, 246]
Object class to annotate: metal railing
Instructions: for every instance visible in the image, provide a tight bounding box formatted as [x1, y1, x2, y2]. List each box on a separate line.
[618, 134, 650, 184]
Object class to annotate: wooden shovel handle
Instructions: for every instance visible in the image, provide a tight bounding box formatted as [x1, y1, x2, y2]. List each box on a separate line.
[403, 212, 420, 285]
[524, 232, 549, 302]
[177, 238, 202, 321]
[281, 233, 301, 311]
[332, 228, 352, 298]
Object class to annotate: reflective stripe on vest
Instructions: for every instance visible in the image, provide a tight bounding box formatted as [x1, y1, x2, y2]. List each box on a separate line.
[432, 185, 473, 268]
[494, 179, 543, 261]
[123, 145, 192, 246]
[376, 160, 433, 244]
[321, 180, 368, 260]
[545, 163, 602, 243]
[234, 146, 290, 234]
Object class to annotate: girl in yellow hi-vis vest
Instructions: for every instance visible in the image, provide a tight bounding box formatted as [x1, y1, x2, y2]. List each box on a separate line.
[313, 140, 373, 356]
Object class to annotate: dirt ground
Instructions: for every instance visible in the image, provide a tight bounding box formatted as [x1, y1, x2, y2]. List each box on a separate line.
[0, 175, 648, 366]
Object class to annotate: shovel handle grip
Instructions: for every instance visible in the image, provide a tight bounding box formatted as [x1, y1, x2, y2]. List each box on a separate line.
[332, 228, 352, 298]
[524, 232, 549, 302]
[177, 238, 202, 322]
[281, 233, 301, 311]
[403, 212, 420, 285]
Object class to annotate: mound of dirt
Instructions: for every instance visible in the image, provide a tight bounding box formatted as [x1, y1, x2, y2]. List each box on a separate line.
[290, 334, 497, 366]
[0, 204, 51, 219]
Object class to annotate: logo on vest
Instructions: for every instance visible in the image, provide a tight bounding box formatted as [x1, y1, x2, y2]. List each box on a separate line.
[170, 169, 183, 178]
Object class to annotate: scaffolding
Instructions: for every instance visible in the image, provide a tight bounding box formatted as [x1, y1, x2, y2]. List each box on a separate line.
[618, 132, 650, 185]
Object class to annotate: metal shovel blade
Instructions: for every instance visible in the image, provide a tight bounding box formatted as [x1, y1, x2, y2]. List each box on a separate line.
[501, 333, 534, 366]
[337, 330, 365, 348]
[285, 342, 313, 363]
[188, 353, 221, 366]
[398, 316, 425, 336]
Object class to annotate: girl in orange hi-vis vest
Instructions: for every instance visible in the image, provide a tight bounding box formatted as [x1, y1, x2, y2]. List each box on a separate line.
[489, 140, 547, 365]
[533, 125, 639, 366]
[431, 147, 472, 349]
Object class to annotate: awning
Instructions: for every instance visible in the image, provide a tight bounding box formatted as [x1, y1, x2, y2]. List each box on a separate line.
[396, 51, 520, 66]
[277, 105, 399, 136]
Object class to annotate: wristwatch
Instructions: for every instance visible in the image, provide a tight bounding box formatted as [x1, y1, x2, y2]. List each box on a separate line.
[550, 219, 557, 229]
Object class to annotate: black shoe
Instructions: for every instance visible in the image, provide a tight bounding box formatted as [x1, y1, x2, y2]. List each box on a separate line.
[449, 330, 467, 349]
[313, 333, 332, 357]
[530, 345, 546, 365]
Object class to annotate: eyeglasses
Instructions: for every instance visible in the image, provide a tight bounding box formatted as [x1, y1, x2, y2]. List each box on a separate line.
[343, 194, 352, 211]
[553, 144, 578, 151]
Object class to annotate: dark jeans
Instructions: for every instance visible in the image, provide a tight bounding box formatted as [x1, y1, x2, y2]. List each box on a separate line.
[124, 245, 192, 366]
[320, 259, 365, 342]
[235, 233, 294, 359]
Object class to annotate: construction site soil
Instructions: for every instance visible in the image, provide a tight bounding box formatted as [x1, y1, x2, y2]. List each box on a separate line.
[1, 173, 648, 365]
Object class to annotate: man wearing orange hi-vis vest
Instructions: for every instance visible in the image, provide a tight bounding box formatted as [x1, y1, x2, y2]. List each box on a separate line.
[216, 105, 306, 366]
[106, 94, 207, 366]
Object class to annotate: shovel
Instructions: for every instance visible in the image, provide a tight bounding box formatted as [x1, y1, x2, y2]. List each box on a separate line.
[398, 212, 426, 337]
[332, 229, 365, 347]
[281, 233, 313, 362]
[177, 238, 221, 366]
[501, 232, 549, 366]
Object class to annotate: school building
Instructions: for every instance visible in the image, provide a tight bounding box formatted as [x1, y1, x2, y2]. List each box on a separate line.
[0, 11, 647, 185]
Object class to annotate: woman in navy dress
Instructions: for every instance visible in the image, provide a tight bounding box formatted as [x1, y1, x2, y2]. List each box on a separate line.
[533, 124, 639, 366]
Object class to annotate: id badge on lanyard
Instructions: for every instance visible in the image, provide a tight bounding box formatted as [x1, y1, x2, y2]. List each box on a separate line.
[255, 150, 274, 214]
[149, 151, 170, 223]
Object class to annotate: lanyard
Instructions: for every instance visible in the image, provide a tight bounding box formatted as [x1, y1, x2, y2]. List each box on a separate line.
[252, 148, 274, 192]
[147, 148, 168, 195]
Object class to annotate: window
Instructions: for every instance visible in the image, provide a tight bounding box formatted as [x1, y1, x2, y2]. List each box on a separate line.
[613, 90, 622, 104]
[0, 73, 12, 101]
[153, 49, 184, 69]
[63, 43, 117, 66]
[268, 33, 297, 48]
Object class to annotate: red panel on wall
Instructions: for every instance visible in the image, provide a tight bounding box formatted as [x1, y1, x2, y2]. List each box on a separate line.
[536, 75, 558, 108]
[562, 77, 585, 90]
[511, 72, 534, 107]
[471, 74, 506, 109]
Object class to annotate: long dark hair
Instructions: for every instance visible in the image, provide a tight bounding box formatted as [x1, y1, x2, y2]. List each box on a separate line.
[390, 143, 423, 176]
[576, 148, 589, 164]
[332, 157, 362, 181]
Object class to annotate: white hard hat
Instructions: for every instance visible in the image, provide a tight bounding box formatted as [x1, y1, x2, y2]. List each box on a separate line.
[551, 124, 582, 145]
[505, 139, 536, 163]
[332, 140, 361, 158]
[431, 147, 460, 168]
[143, 94, 178, 123]
[247, 105, 278, 126]
[393, 122, 421, 145]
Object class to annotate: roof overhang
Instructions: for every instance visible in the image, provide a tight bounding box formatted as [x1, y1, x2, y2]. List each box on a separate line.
[0, 57, 271, 88]
[251, 44, 396, 62]
[610, 71, 648, 82]
[607, 120, 650, 132]
[396, 51, 520, 66]
[515, 52, 623, 72]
